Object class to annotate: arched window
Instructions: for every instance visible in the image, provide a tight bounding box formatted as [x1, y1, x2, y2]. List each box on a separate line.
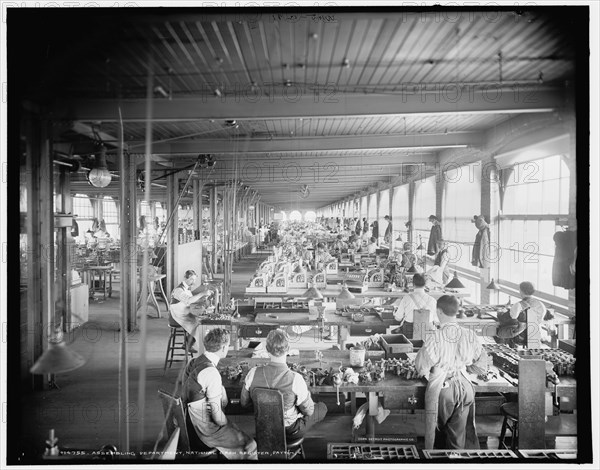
[368, 192, 378, 225]
[304, 211, 316, 222]
[289, 210, 302, 221]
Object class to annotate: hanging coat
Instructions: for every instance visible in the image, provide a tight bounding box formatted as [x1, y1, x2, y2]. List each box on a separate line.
[471, 227, 490, 268]
[355, 220, 362, 235]
[552, 231, 576, 289]
[427, 224, 443, 255]
[384, 221, 392, 242]
[372, 221, 379, 239]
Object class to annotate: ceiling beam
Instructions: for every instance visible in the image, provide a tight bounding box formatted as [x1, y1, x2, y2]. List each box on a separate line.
[56, 87, 564, 122]
[138, 134, 478, 155]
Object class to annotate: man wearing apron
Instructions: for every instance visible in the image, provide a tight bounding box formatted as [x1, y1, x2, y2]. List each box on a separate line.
[415, 295, 489, 449]
[170, 270, 212, 352]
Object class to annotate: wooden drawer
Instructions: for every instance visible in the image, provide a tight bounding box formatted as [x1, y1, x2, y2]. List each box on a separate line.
[349, 324, 388, 336]
[238, 324, 278, 338]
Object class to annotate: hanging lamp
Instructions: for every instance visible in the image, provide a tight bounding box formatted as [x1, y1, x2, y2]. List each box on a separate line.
[445, 271, 466, 289]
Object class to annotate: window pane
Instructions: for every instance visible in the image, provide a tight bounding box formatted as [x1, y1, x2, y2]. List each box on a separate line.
[538, 221, 557, 256]
[542, 179, 560, 214]
[559, 177, 569, 214]
[537, 255, 554, 294]
[526, 181, 543, 214]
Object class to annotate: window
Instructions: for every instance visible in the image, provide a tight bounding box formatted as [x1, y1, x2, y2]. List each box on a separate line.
[72, 194, 95, 243]
[102, 196, 119, 240]
[443, 163, 481, 269]
[378, 189, 390, 228]
[392, 184, 409, 243]
[289, 210, 302, 221]
[304, 211, 316, 222]
[360, 196, 368, 219]
[413, 176, 436, 250]
[499, 155, 571, 300]
[368, 192, 378, 224]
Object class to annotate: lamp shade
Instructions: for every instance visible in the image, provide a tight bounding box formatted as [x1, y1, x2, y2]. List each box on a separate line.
[303, 285, 323, 299]
[293, 264, 306, 274]
[486, 278, 500, 290]
[396, 234, 403, 242]
[30, 340, 85, 375]
[445, 271, 466, 289]
[338, 284, 355, 299]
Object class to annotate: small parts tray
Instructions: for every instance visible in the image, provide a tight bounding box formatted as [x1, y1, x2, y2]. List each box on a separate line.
[327, 444, 419, 460]
[518, 449, 577, 459]
[422, 449, 518, 459]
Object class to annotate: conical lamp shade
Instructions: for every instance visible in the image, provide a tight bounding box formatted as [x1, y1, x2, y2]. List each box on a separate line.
[303, 285, 323, 299]
[486, 278, 500, 290]
[338, 285, 355, 299]
[396, 235, 403, 242]
[445, 271, 465, 289]
[417, 243, 424, 250]
[293, 264, 306, 274]
[30, 340, 85, 375]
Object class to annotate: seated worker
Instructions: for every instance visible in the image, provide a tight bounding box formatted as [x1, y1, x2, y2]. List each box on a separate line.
[182, 328, 258, 460]
[332, 234, 348, 253]
[496, 281, 547, 347]
[170, 270, 213, 353]
[392, 273, 437, 338]
[426, 240, 451, 285]
[348, 234, 361, 252]
[366, 236, 378, 255]
[241, 329, 328, 440]
[314, 242, 334, 270]
[415, 295, 489, 449]
[400, 242, 421, 273]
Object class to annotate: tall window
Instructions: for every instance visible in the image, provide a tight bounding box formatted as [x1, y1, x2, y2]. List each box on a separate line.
[378, 189, 390, 231]
[368, 192, 378, 226]
[360, 196, 368, 220]
[443, 163, 481, 269]
[392, 184, 409, 243]
[72, 194, 95, 243]
[413, 176, 436, 250]
[102, 196, 119, 240]
[498, 155, 570, 301]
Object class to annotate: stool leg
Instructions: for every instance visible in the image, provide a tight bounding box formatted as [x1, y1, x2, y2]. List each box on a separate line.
[168, 331, 176, 368]
[511, 419, 518, 451]
[163, 330, 173, 373]
[499, 416, 508, 449]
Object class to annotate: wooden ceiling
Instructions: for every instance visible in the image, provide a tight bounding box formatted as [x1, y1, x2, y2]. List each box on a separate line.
[11, 7, 580, 211]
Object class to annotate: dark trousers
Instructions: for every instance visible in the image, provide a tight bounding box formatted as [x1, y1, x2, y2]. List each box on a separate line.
[434, 375, 475, 449]
[285, 402, 328, 440]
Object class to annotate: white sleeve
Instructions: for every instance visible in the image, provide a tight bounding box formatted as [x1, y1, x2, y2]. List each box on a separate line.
[292, 373, 310, 405]
[244, 367, 257, 391]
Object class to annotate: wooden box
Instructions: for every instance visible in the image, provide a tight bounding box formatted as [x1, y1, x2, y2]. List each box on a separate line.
[380, 334, 413, 357]
[246, 275, 267, 293]
[266, 274, 288, 293]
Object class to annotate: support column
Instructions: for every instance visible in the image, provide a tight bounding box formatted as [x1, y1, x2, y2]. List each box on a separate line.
[120, 151, 137, 331]
[24, 113, 53, 391]
[166, 173, 178, 296]
[56, 167, 72, 332]
[408, 182, 415, 244]
[211, 185, 218, 274]
[193, 179, 200, 241]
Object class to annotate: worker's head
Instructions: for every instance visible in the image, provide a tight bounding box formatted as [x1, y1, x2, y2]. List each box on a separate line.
[436, 295, 459, 323]
[428, 215, 439, 224]
[316, 242, 326, 252]
[413, 273, 426, 288]
[519, 281, 536, 298]
[203, 328, 230, 358]
[369, 237, 377, 244]
[183, 270, 198, 287]
[384, 215, 390, 221]
[266, 329, 290, 358]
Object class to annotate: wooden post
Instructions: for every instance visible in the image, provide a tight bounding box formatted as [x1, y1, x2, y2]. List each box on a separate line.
[211, 185, 218, 274]
[24, 113, 52, 391]
[518, 357, 546, 449]
[117, 110, 131, 452]
[166, 173, 178, 296]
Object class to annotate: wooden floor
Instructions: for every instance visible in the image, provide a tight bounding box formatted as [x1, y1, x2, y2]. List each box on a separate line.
[17, 249, 577, 462]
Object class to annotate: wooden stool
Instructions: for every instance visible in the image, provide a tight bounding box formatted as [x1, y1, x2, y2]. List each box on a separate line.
[498, 402, 519, 450]
[163, 318, 194, 372]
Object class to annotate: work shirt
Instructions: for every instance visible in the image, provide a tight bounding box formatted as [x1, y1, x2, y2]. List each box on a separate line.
[393, 288, 437, 324]
[242, 363, 313, 427]
[510, 297, 546, 324]
[415, 321, 486, 380]
[186, 351, 227, 434]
